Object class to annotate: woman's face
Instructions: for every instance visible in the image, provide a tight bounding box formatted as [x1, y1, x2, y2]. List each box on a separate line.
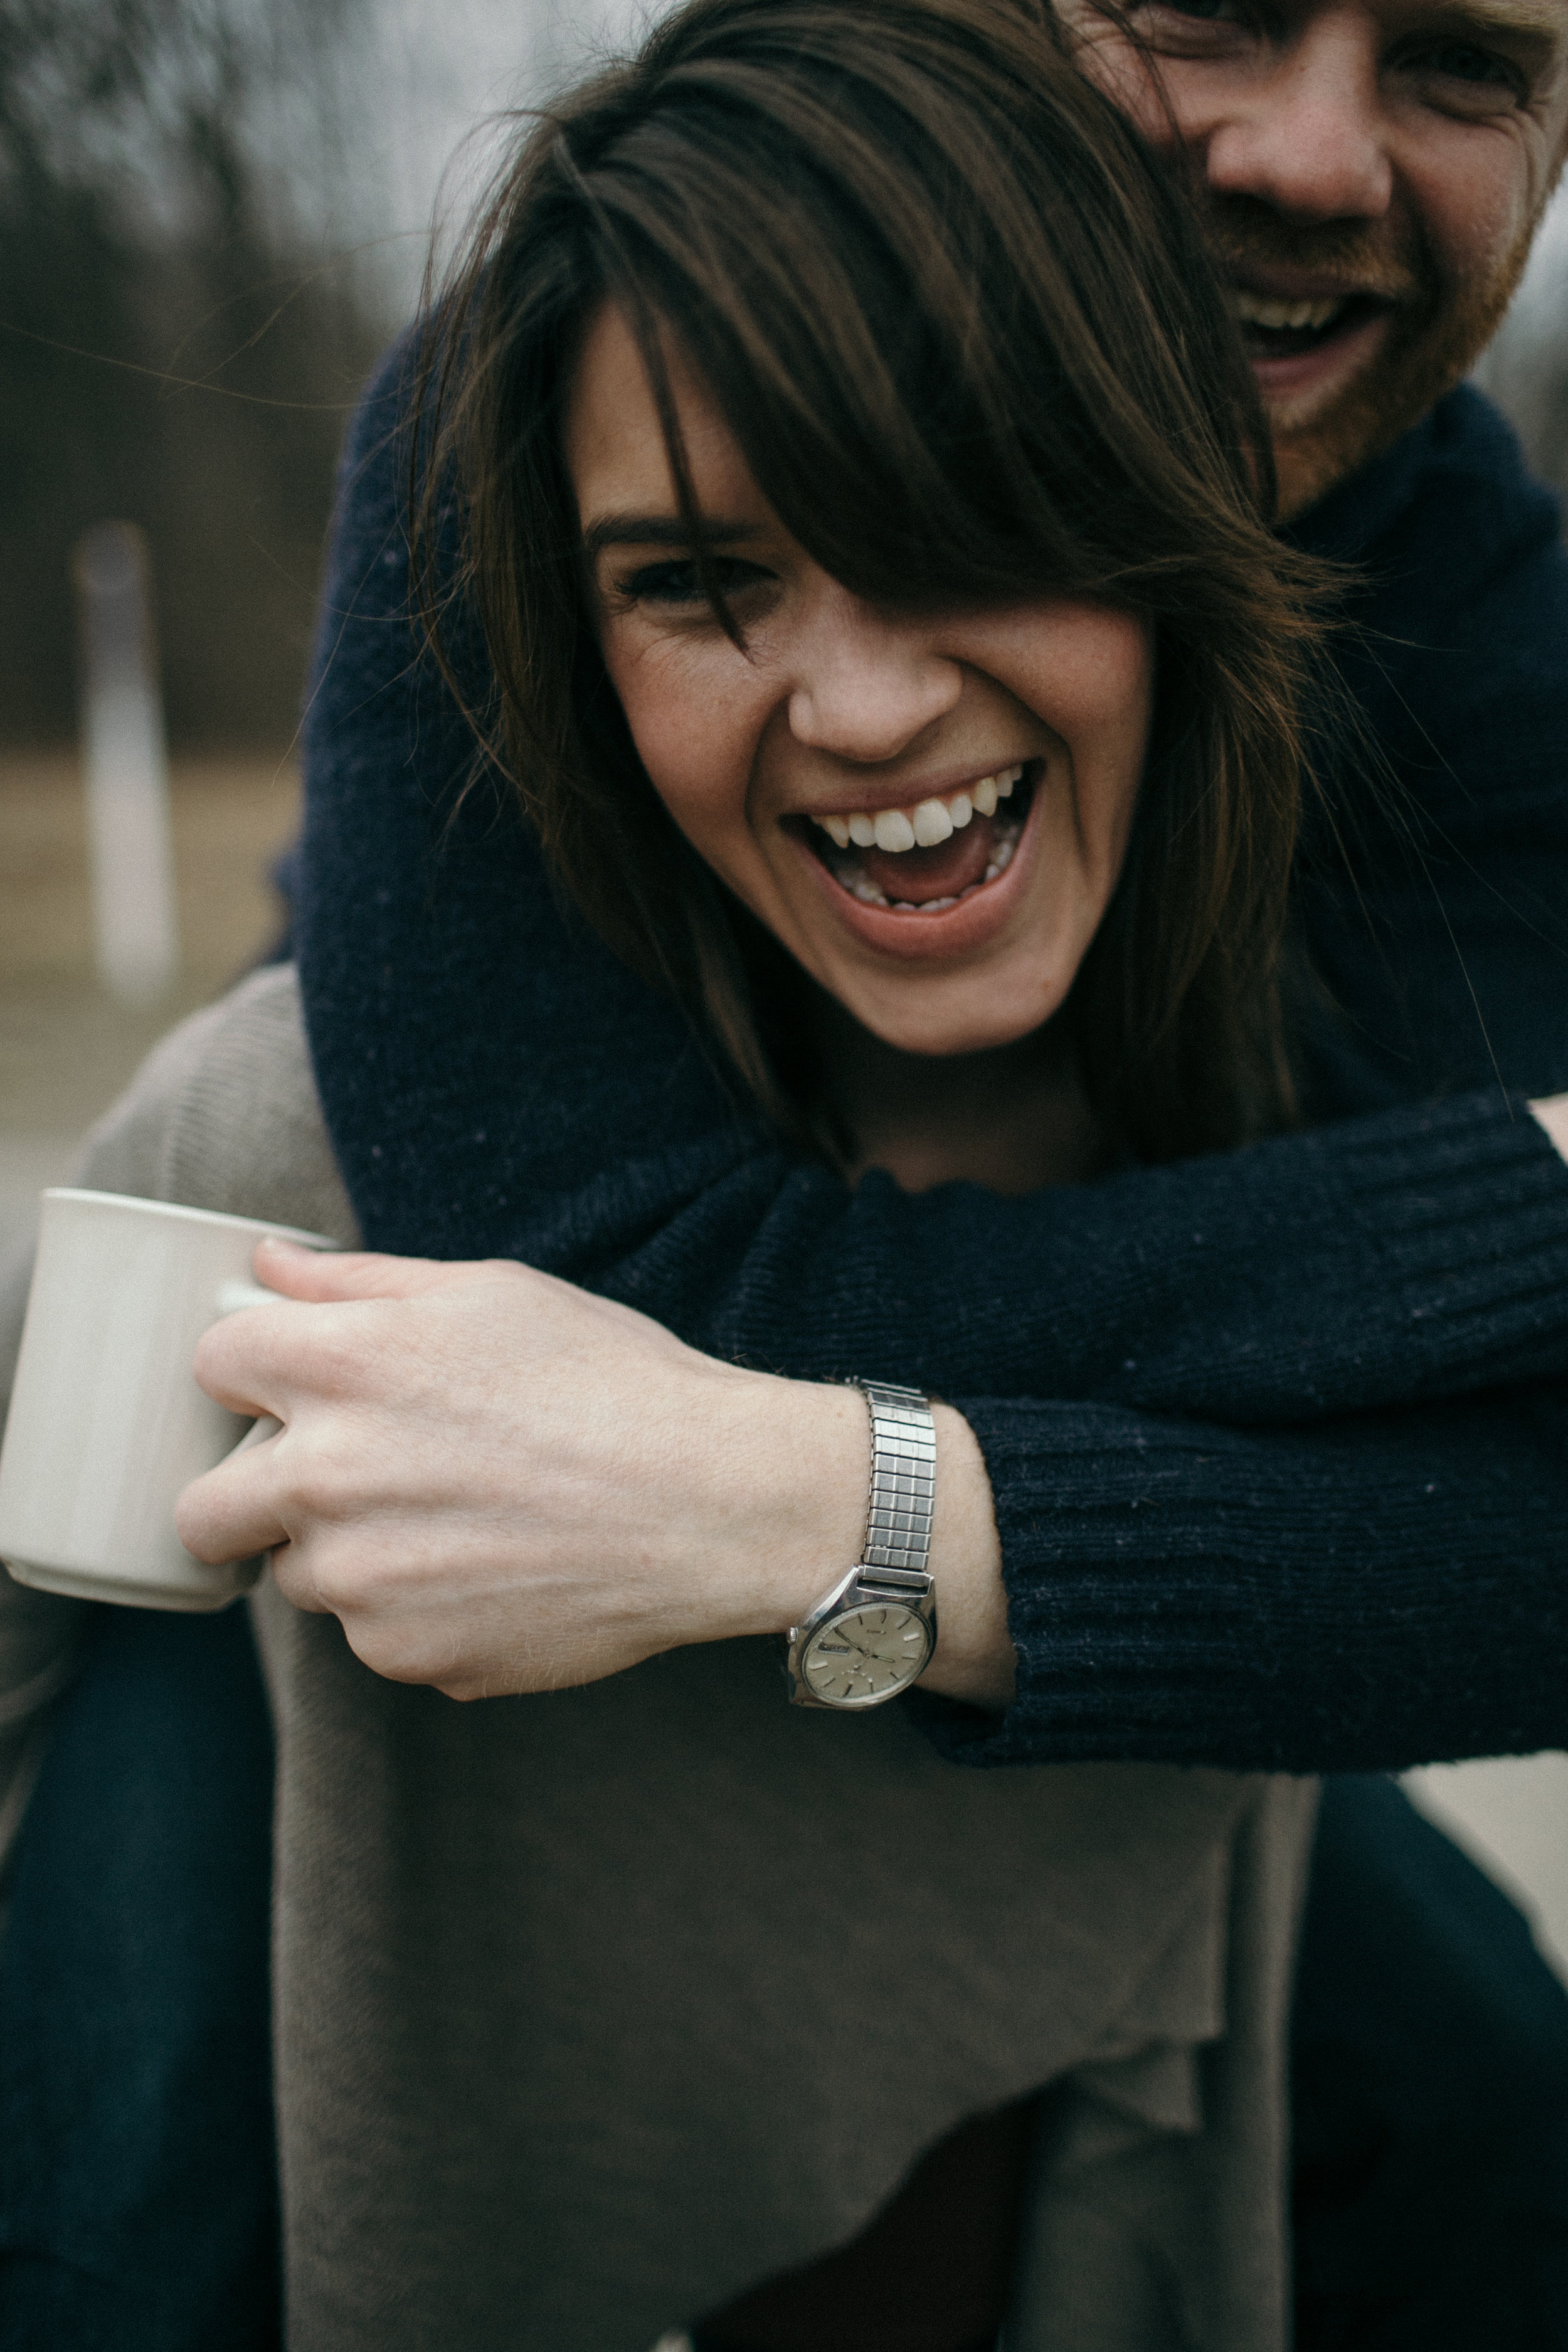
[566, 303, 1153, 1058]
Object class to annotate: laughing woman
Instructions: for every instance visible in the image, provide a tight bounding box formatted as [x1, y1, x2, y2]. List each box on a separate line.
[0, 0, 1466, 2344]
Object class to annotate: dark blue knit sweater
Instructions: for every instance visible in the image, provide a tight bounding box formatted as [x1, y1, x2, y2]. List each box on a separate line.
[297, 351, 1568, 1774]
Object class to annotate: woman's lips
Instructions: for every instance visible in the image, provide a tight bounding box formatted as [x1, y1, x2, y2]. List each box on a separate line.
[791, 766, 1040, 962]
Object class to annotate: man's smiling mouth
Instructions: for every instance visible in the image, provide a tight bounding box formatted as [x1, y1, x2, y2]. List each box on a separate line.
[1233, 285, 1392, 364]
[798, 762, 1036, 913]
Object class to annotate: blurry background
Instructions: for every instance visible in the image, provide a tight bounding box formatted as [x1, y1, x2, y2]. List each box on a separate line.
[1, 0, 1565, 1969]
[0, 0, 653, 1175]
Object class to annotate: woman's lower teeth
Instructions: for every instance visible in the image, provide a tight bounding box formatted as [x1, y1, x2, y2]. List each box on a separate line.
[839, 829, 1017, 911]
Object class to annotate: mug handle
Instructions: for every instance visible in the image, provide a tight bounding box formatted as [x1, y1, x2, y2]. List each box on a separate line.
[213, 1278, 292, 1456]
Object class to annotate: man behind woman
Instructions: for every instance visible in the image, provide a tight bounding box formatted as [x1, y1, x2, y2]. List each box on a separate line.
[4, 0, 1568, 2346]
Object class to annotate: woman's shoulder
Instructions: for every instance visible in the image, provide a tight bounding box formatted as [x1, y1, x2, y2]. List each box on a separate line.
[72, 963, 358, 1246]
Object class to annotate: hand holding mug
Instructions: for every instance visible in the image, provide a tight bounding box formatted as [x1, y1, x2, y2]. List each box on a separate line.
[175, 1239, 871, 1698]
[0, 1191, 336, 1611]
[175, 1240, 1013, 1707]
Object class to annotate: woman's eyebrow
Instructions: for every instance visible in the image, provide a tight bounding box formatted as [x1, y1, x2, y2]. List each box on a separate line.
[581, 515, 761, 557]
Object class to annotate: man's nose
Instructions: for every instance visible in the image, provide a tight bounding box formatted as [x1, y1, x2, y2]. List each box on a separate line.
[1203, 14, 1394, 223]
[786, 586, 963, 763]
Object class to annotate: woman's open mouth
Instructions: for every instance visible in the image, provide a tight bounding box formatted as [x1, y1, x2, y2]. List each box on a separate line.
[798, 761, 1037, 915]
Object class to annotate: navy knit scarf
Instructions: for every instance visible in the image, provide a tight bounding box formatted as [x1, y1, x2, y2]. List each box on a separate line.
[295, 362, 1568, 1273]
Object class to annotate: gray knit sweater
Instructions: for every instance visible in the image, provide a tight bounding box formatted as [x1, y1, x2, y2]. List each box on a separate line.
[0, 967, 1316, 2352]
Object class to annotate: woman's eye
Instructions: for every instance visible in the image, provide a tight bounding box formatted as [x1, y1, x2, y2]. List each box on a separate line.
[1136, 0, 1249, 24]
[1126, 0, 1256, 50]
[615, 556, 772, 607]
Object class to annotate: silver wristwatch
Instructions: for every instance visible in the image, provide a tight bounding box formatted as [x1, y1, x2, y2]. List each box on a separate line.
[785, 1382, 937, 1710]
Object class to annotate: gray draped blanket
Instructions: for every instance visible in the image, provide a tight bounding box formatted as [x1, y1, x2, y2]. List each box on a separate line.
[0, 965, 1316, 2350]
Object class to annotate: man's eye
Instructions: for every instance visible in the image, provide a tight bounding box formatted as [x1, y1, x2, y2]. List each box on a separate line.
[616, 557, 770, 606]
[1403, 38, 1525, 98]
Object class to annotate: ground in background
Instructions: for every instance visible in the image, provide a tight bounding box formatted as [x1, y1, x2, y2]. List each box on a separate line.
[0, 752, 299, 1192]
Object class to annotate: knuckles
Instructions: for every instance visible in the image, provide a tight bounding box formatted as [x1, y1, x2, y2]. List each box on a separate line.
[192, 1299, 410, 1414]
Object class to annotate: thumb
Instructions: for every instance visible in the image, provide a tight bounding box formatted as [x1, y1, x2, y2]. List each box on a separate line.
[251, 1236, 462, 1303]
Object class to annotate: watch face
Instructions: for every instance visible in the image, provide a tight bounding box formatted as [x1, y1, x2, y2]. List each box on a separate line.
[801, 1602, 930, 1707]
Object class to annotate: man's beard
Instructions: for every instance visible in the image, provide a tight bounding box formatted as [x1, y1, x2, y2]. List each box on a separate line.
[1201, 196, 1535, 519]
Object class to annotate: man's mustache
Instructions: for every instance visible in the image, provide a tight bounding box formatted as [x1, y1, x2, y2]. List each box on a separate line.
[1200, 198, 1432, 312]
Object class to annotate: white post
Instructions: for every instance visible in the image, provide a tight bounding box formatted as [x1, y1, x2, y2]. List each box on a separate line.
[73, 522, 179, 1006]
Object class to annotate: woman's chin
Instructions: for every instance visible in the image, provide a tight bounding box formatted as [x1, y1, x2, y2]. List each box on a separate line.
[796, 904, 1075, 1059]
[843, 983, 1065, 1060]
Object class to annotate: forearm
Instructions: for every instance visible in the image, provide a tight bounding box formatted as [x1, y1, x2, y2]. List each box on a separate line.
[702, 1388, 1015, 1712]
[934, 1382, 1568, 1775]
[613, 1091, 1568, 1423]
[621, 1381, 1013, 1711]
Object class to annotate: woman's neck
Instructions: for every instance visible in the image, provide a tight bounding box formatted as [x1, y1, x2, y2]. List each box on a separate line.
[810, 997, 1102, 1195]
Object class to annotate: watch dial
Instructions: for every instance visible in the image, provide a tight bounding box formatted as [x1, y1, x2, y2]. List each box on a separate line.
[802, 1604, 928, 1705]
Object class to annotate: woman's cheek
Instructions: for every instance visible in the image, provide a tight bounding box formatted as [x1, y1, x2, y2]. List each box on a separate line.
[620, 635, 775, 845]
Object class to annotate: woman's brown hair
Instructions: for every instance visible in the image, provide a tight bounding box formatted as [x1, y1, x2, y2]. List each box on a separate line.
[410, 0, 1332, 1162]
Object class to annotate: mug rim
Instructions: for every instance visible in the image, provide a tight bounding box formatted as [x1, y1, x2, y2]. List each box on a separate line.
[42, 1187, 337, 1252]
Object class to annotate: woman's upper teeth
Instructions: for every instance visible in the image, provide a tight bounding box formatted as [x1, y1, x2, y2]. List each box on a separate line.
[1234, 289, 1344, 334]
[813, 766, 1022, 853]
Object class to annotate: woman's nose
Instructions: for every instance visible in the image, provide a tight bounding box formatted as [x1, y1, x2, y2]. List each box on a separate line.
[786, 585, 963, 764]
[1202, 14, 1394, 224]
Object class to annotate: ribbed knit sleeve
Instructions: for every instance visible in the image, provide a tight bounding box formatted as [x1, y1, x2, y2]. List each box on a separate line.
[915, 1385, 1568, 1772]
[650, 1091, 1568, 1424]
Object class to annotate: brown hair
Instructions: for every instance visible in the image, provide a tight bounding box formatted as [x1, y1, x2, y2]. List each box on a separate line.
[410, 0, 1333, 1162]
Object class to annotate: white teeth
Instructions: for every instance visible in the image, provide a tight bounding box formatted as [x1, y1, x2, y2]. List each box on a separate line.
[810, 764, 1028, 854]
[831, 818, 1018, 914]
[1234, 290, 1343, 334]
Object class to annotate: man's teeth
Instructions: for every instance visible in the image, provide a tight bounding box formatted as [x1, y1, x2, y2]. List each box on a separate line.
[1234, 290, 1344, 334]
[813, 765, 1023, 855]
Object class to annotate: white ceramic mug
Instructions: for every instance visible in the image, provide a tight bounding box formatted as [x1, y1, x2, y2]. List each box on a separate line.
[0, 1188, 336, 1611]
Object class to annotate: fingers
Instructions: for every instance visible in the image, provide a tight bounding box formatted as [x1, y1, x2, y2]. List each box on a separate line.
[192, 1298, 319, 1418]
[195, 1244, 539, 1419]
[251, 1237, 475, 1303]
[193, 1243, 467, 1417]
[176, 1422, 295, 1571]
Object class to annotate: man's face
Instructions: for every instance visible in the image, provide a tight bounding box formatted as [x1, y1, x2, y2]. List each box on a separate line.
[1058, 0, 1568, 516]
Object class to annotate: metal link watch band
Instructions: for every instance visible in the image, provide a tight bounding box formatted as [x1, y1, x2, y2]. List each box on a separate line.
[783, 1381, 937, 1709]
[857, 1380, 936, 1591]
